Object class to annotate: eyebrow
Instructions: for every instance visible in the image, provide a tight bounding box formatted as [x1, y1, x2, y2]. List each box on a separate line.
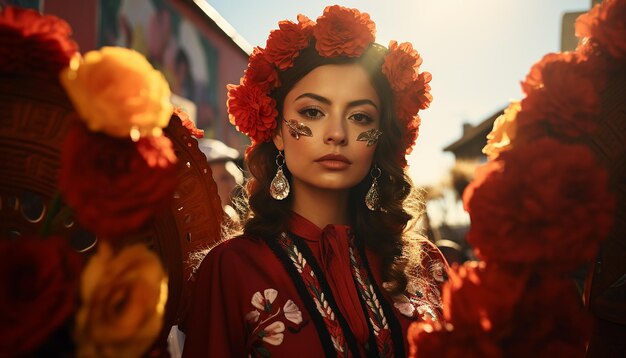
[294, 92, 379, 111]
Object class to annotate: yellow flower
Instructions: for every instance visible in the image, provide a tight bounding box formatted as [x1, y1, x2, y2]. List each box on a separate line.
[60, 47, 173, 139]
[75, 242, 168, 358]
[482, 101, 521, 160]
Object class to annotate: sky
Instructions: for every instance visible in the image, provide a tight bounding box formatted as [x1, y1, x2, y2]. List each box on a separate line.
[206, 0, 592, 187]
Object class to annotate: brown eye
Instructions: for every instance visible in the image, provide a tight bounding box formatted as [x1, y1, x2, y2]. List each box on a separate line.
[349, 113, 373, 124]
[299, 107, 324, 119]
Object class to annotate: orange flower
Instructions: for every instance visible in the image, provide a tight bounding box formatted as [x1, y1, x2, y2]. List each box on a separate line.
[0, 6, 78, 80]
[314, 5, 375, 58]
[174, 107, 204, 138]
[575, 0, 626, 60]
[0, 236, 82, 356]
[395, 72, 433, 120]
[463, 139, 614, 270]
[244, 47, 281, 90]
[227, 82, 278, 143]
[60, 47, 173, 139]
[482, 101, 521, 160]
[59, 123, 177, 239]
[264, 16, 314, 71]
[75, 242, 168, 358]
[382, 41, 422, 91]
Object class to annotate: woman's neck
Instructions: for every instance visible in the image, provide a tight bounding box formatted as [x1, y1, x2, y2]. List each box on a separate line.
[290, 180, 350, 229]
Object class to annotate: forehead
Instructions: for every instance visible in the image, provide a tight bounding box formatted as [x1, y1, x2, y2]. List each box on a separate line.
[286, 63, 379, 105]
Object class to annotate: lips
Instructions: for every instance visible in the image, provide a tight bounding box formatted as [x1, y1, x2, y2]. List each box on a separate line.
[315, 153, 352, 170]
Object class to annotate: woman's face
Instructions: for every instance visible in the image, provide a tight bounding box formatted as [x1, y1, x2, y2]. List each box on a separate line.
[273, 63, 380, 193]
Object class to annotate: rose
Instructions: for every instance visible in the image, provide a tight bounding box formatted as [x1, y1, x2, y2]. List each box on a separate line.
[59, 123, 177, 239]
[463, 138, 614, 270]
[0, 6, 78, 80]
[227, 82, 278, 143]
[575, 0, 626, 60]
[517, 52, 605, 139]
[382, 41, 422, 91]
[408, 320, 501, 358]
[482, 101, 521, 160]
[443, 262, 530, 333]
[244, 47, 281, 90]
[314, 5, 376, 58]
[60, 47, 173, 139]
[75, 242, 168, 358]
[264, 15, 314, 71]
[0, 236, 82, 356]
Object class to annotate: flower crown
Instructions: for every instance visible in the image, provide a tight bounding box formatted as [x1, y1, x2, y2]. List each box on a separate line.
[227, 5, 433, 162]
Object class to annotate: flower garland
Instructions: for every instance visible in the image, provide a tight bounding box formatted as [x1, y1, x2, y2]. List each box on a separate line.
[227, 5, 432, 163]
[408, 0, 623, 356]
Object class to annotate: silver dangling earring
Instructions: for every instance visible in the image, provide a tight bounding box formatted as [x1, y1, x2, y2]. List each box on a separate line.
[270, 151, 290, 200]
[365, 165, 381, 211]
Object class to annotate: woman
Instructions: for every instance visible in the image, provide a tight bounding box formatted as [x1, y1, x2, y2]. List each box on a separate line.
[182, 6, 447, 357]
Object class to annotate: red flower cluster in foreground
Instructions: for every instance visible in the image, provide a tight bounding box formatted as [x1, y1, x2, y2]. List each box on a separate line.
[59, 122, 178, 239]
[576, 0, 626, 60]
[0, 6, 78, 80]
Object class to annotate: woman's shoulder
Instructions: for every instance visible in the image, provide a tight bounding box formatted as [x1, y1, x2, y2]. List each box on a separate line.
[198, 234, 270, 267]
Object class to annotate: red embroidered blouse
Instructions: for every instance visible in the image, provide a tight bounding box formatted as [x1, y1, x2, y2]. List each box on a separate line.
[182, 213, 447, 357]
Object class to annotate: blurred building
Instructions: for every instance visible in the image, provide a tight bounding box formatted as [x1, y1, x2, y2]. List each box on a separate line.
[24, 0, 251, 153]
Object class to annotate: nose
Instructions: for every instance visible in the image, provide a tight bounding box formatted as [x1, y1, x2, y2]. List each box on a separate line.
[323, 115, 347, 146]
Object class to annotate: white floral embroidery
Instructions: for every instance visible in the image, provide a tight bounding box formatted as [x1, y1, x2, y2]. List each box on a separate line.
[283, 299, 303, 324]
[252, 288, 278, 312]
[392, 294, 415, 318]
[261, 321, 285, 346]
[245, 309, 260, 323]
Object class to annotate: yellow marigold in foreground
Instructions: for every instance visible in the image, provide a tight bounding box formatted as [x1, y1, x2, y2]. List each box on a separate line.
[482, 101, 521, 160]
[60, 47, 173, 139]
[75, 242, 168, 358]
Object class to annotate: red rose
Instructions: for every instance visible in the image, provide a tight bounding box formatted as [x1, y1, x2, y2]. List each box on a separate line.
[503, 276, 591, 357]
[174, 107, 204, 138]
[443, 262, 530, 333]
[264, 17, 313, 71]
[244, 47, 281, 90]
[517, 52, 605, 139]
[575, 0, 626, 60]
[463, 138, 614, 270]
[227, 82, 278, 142]
[59, 123, 177, 238]
[408, 320, 501, 358]
[0, 6, 78, 80]
[382, 41, 423, 91]
[314, 5, 375, 58]
[0, 236, 82, 356]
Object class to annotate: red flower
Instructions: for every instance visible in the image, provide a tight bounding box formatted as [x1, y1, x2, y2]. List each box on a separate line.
[59, 123, 178, 238]
[408, 320, 501, 358]
[502, 276, 591, 357]
[575, 0, 626, 60]
[174, 107, 204, 138]
[0, 6, 78, 80]
[395, 72, 433, 120]
[314, 5, 375, 58]
[264, 16, 314, 71]
[0, 236, 82, 356]
[382, 41, 423, 91]
[463, 138, 614, 270]
[517, 52, 605, 139]
[400, 114, 421, 157]
[443, 262, 530, 333]
[244, 47, 281, 90]
[227, 82, 278, 143]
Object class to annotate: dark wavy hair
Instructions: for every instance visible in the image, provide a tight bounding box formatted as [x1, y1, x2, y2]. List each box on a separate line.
[236, 41, 426, 295]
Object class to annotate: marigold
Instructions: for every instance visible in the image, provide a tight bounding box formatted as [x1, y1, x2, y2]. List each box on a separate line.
[265, 17, 314, 71]
[575, 0, 626, 60]
[463, 139, 614, 270]
[482, 101, 521, 160]
[314, 5, 375, 58]
[382, 41, 422, 91]
[0, 6, 78, 80]
[227, 82, 278, 143]
[60, 47, 173, 139]
[244, 47, 281, 90]
[395, 72, 433, 120]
